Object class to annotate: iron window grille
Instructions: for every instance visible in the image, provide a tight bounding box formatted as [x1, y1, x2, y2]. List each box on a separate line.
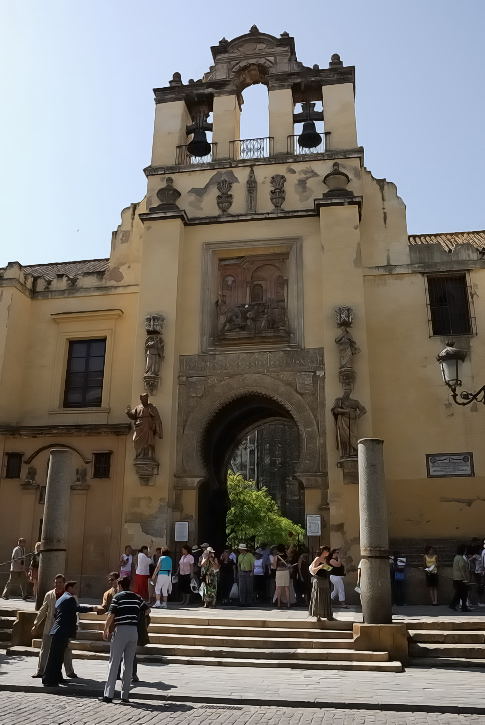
[63, 338, 106, 408]
[175, 143, 217, 165]
[5, 452, 22, 479]
[92, 451, 112, 479]
[425, 273, 475, 337]
[229, 137, 273, 160]
[287, 132, 330, 155]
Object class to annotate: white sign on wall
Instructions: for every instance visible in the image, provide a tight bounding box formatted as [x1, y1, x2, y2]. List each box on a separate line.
[306, 514, 321, 537]
[174, 521, 189, 542]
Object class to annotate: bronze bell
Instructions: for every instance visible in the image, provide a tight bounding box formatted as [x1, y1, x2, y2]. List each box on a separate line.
[298, 120, 321, 149]
[187, 129, 211, 158]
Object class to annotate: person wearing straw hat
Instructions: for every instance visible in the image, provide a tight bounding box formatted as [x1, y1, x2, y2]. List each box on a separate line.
[237, 544, 255, 607]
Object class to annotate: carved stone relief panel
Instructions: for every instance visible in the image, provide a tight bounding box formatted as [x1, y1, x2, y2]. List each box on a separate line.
[201, 239, 303, 352]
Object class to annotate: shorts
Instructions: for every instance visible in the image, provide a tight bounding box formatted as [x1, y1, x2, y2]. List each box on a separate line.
[155, 574, 171, 596]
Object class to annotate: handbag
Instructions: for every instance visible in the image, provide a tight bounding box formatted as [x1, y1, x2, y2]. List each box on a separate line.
[171, 573, 179, 584]
[137, 611, 150, 647]
[190, 577, 200, 593]
[229, 582, 239, 600]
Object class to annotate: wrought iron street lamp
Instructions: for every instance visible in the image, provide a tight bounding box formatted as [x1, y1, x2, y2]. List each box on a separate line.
[437, 341, 485, 405]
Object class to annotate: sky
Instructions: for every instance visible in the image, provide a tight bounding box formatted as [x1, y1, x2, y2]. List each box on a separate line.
[0, 1, 484, 267]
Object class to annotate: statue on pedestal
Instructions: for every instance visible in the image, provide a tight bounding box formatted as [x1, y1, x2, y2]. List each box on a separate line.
[126, 394, 163, 461]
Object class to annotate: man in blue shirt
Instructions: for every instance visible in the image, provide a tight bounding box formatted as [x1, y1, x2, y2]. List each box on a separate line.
[42, 581, 95, 687]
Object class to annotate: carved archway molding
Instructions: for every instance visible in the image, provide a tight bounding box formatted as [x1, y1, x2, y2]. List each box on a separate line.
[178, 373, 322, 480]
[25, 443, 90, 465]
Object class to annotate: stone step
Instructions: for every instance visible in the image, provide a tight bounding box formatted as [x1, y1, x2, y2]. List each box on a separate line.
[0, 608, 19, 618]
[76, 629, 355, 649]
[79, 620, 352, 639]
[79, 612, 353, 630]
[409, 629, 485, 644]
[405, 619, 485, 631]
[0, 616, 16, 628]
[0, 630, 11, 642]
[410, 642, 485, 658]
[32, 638, 389, 662]
[409, 656, 485, 668]
[7, 646, 402, 672]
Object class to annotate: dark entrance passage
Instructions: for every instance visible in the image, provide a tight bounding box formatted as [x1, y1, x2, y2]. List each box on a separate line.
[197, 394, 302, 551]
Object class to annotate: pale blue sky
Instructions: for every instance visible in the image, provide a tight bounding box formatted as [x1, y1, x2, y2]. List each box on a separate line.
[0, 1, 484, 266]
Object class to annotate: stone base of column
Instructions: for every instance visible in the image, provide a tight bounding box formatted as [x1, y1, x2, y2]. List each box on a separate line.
[353, 623, 408, 665]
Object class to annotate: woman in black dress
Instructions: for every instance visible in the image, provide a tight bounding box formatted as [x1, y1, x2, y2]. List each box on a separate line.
[309, 546, 334, 621]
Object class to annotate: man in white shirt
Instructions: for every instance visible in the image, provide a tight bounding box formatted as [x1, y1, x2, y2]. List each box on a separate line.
[2, 537, 30, 600]
[31, 574, 76, 679]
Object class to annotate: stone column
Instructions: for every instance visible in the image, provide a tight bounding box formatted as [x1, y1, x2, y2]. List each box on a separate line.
[36, 449, 73, 609]
[358, 438, 392, 624]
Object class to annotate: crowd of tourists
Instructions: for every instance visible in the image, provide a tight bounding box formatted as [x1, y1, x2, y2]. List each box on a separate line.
[116, 541, 350, 612]
[3, 535, 485, 703]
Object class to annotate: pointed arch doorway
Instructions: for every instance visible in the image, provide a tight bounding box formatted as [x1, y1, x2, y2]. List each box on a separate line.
[197, 393, 302, 550]
[175, 351, 327, 552]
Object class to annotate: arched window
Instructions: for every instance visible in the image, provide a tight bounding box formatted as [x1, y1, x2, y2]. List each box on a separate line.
[250, 283, 263, 303]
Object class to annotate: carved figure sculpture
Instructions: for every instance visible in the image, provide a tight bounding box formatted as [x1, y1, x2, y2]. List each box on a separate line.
[247, 167, 257, 212]
[143, 313, 165, 394]
[331, 384, 367, 458]
[335, 327, 360, 370]
[126, 394, 163, 460]
[270, 174, 286, 210]
[145, 335, 164, 377]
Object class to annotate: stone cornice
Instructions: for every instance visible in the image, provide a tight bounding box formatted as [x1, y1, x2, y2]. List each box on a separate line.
[144, 148, 364, 177]
[51, 309, 123, 323]
[153, 67, 355, 105]
[0, 424, 131, 437]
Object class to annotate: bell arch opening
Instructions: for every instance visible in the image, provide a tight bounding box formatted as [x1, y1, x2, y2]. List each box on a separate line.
[239, 83, 269, 140]
[197, 393, 303, 550]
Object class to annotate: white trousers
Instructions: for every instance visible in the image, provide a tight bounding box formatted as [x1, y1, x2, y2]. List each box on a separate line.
[330, 574, 346, 602]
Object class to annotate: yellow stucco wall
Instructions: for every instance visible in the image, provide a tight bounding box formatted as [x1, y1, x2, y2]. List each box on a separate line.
[1, 47, 483, 600]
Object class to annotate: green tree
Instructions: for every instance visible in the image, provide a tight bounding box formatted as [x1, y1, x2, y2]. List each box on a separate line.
[226, 470, 305, 547]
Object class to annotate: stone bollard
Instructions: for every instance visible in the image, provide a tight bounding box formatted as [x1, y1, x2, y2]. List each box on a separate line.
[358, 438, 392, 624]
[36, 449, 73, 609]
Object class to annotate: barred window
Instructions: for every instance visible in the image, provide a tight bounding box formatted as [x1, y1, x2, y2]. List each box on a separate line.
[5, 452, 22, 479]
[427, 274, 472, 336]
[92, 452, 111, 479]
[63, 339, 106, 408]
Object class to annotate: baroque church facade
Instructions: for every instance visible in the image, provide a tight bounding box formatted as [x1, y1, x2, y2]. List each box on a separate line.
[1, 27, 484, 597]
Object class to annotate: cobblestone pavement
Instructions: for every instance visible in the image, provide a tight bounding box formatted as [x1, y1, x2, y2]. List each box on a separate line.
[2, 654, 485, 713]
[1, 692, 485, 725]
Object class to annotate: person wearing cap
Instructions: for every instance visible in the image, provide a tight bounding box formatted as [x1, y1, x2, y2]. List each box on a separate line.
[237, 544, 255, 607]
[200, 547, 219, 607]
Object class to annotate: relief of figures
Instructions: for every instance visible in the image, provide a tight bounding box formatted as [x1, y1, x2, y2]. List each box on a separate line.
[216, 299, 288, 339]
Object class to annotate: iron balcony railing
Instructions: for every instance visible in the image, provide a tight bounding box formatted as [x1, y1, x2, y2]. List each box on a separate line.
[287, 132, 331, 155]
[230, 136, 274, 161]
[175, 143, 217, 165]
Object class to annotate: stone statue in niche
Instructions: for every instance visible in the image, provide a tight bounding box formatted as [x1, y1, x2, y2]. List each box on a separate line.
[149, 177, 181, 212]
[247, 167, 257, 212]
[270, 174, 286, 210]
[143, 313, 165, 394]
[331, 378, 367, 459]
[126, 394, 163, 461]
